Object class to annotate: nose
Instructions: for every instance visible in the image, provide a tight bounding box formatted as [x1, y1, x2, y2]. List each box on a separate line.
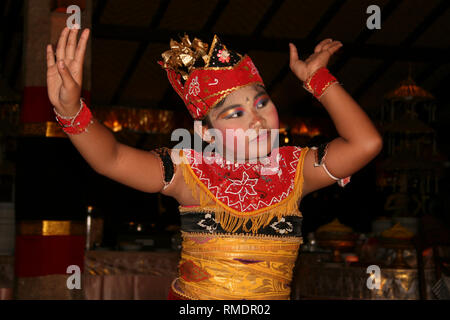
[249, 109, 265, 129]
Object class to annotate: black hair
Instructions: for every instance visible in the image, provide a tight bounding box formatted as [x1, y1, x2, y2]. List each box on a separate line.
[200, 97, 226, 128]
[201, 115, 212, 128]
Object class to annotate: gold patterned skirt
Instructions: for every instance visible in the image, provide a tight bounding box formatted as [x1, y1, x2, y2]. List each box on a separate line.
[169, 231, 303, 300]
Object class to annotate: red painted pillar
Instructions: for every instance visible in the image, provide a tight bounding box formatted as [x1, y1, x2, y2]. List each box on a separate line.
[15, 0, 92, 300]
[21, 0, 91, 130]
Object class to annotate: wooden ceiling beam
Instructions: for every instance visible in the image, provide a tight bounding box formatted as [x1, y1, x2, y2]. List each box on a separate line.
[92, 0, 107, 26]
[251, 0, 286, 38]
[92, 24, 449, 62]
[415, 59, 444, 86]
[201, 0, 229, 32]
[157, 0, 230, 110]
[415, 45, 449, 99]
[90, 1, 450, 107]
[149, 0, 171, 29]
[431, 71, 450, 101]
[266, 0, 347, 93]
[332, 0, 402, 74]
[110, 0, 171, 105]
[353, 0, 450, 100]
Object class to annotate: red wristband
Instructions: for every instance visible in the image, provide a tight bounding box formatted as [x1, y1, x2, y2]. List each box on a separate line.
[54, 99, 94, 135]
[303, 67, 338, 99]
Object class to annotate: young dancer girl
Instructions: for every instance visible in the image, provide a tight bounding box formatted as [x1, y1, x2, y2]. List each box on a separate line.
[46, 27, 382, 300]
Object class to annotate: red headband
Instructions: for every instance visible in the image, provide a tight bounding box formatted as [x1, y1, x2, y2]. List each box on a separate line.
[159, 35, 264, 120]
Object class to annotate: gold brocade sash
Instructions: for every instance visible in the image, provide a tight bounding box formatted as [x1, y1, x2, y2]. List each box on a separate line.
[175, 232, 303, 300]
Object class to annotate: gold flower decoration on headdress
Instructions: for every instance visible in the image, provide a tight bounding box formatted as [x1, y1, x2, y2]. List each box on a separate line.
[161, 35, 209, 80]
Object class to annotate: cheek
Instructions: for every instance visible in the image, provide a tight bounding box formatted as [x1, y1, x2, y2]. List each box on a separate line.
[213, 124, 245, 149]
[267, 107, 279, 129]
[269, 107, 279, 129]
[211, 125, 234, 147]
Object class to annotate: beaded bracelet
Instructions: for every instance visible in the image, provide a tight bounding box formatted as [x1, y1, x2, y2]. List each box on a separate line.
[303, 67, 338, 100]
[54, 98, 94, 135]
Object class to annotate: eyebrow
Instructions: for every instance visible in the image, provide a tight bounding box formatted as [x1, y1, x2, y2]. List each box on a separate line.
[214, 87, 268, 119]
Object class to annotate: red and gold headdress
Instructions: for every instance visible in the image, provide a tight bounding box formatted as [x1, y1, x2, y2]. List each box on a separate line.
[158, 35, 264, 120]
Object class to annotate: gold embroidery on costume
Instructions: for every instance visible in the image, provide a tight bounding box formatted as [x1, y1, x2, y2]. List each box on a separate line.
[176, 234, 303, 300]
[189, 80, 265, 106]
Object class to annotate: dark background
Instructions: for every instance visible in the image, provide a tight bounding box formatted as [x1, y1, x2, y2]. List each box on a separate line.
[1, 0, 449, 248]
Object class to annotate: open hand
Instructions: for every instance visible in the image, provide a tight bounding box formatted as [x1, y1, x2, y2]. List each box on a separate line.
[46, 27, 90, 115]
[289, 39, 342, 82]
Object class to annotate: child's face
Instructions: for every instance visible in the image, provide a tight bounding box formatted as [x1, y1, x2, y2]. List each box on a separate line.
[206, 84, 279, 160]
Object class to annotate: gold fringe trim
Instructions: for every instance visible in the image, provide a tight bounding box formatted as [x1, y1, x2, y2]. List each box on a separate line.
[179, 147, 309, 234]
[181, 230, 303, 243]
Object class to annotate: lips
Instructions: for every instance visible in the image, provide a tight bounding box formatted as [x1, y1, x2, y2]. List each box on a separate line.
[251, 131, 269, 143]
[256, 133, 267, 142]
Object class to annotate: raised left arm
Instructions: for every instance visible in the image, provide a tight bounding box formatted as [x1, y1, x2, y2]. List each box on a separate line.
[302, 82, 383, 196]
[289, 39, 383, 197]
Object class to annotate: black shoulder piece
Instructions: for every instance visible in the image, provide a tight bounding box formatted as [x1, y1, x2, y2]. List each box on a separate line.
[151, 147, 175, 188]
[313, 143, 329, 167]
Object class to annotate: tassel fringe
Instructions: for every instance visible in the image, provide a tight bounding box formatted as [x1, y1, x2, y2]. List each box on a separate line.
[179, 147, 309, 234]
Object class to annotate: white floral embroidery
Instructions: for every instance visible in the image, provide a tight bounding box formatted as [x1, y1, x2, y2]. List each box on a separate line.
[197, 213, 218, 233]
[248, 60, 258, 75]
[260, 152, 281, 176]
[208, 78, 219, 86]
[224, 171, 258, 202]
[184, 147, 303, 212]
[188, 76, 200, 96]
[270, 217, 293, 234]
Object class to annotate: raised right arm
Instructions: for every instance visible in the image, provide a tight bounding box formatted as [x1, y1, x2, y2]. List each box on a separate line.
[46, 27, 169, 194]
[66, 118, 167, 193]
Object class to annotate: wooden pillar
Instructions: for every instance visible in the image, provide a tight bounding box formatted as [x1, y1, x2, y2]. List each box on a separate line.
[15, 0, 93, 300]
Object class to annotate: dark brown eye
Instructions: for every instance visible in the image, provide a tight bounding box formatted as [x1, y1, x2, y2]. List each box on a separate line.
[226, 110, 244, 119]
[255, 96, 269, 109]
